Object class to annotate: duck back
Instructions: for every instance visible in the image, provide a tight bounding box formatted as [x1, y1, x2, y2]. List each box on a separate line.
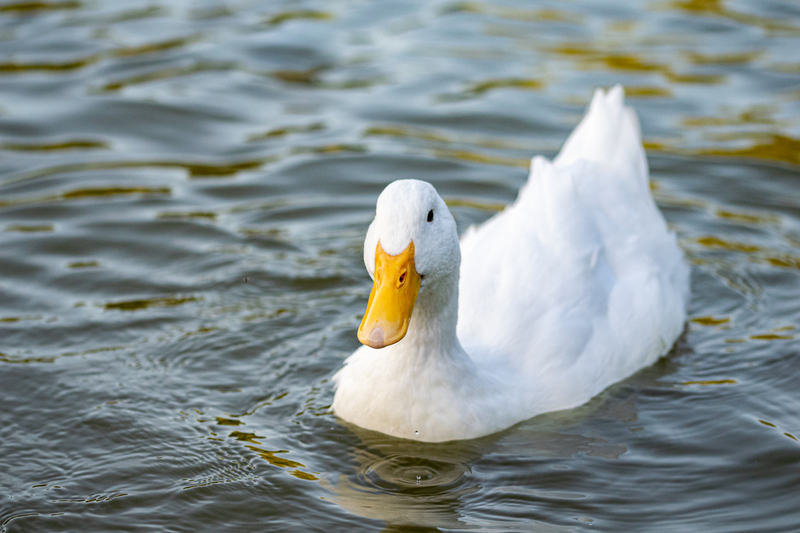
[457, 85, 689, 411]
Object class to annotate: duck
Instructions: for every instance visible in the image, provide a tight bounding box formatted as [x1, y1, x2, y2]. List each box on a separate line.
[332, 85, 690, 442]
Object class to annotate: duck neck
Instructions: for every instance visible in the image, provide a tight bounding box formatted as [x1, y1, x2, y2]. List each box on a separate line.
[402, 272, 463, 360]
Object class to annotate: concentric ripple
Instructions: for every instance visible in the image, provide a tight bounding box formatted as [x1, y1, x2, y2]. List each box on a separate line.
[364, 454, 471, 492]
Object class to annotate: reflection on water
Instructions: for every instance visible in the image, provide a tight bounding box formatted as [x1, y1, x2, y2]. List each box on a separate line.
[1, 0, 799, 531]
[326, 424, 485, 529]
[327, 359, 680, 530]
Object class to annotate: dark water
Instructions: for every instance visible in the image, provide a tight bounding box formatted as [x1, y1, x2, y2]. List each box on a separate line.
[1, 0, 799, 531]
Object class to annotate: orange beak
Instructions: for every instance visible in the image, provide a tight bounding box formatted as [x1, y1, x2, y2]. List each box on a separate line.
[357, 241, 421, 349]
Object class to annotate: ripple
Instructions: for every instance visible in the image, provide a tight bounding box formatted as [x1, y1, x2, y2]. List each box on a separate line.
[364, 454, 471, 492]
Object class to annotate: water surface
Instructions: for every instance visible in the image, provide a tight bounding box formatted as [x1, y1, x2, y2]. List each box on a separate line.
[1, 0, 799, 531]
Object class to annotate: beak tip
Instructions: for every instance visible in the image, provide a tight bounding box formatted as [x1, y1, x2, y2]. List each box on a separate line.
[358, 325, 387, 349]
[369, 326, 385, 346]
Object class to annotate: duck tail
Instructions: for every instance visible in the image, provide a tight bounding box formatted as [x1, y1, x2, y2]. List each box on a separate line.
[552, 85, 648, 190]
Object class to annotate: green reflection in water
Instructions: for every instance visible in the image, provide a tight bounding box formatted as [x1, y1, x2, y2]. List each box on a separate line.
[0, 354, 57, 364]
[0, 1, 80, 13]
[110, 35, 201, 59]
[95, 5, 165, 23]
[104, 296, 199, 312]
[435, 76, 544, 100]
[265, 10, 334, 26]
[696, 235, 762, 253]
[0, 186, 171, 208]
[365, 123, 549, 153]
[432, 148, 529, 168]
[60, 345, 126, 357]
[695, 236, 800, 271]
[291, 144, 367, 155]
[246, 446, 304, 468]
[2, 157, 271, 187]
[0, 315, 41, 323]
[685, 51, 763, 65]
[68, 261, 100, 268]
[625, 86, 673, 98]
[716, 208, 779, 226]
[682, 379, 737, 385]
[248, 122, 325, 142]
[0, 140, 108, 151]
[683, 107, 781, 127]
[157, 212, 217, 220]
[4, 224, 53, 232]
[229, 431, 264, 444]
[466, 77, 543, 95]
[548, 44, 725, 85]
[441, 2, 583, 25]
[765, 256, 800, 270]
[63, 186, 168, 198]
[100, 61, 237, 92]
[444, 198, 506, 212]
[269, 67, 384, 89]
[215, 417, 242, 426]
[691, 316, 730, 326]
[0, 57, 95, 73]
[365, 125, 450, 144]
[671, 0, 800, 35]
[0, 36, 201, 74]
[696, 134, 800, 167]
[751, 333, 795, 340]
[271, 67, 324, 85]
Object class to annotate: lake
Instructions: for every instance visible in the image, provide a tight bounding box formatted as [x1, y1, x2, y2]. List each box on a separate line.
[1, 0, 799, 531]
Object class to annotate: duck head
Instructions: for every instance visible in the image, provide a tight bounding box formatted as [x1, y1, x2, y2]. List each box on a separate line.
[358, 180, 460, 349]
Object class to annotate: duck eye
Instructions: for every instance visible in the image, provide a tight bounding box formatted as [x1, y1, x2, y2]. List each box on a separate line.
[427, 210, 434, 223]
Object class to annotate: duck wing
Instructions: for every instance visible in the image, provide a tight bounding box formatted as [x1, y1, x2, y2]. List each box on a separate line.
[456, 86, 688, 406]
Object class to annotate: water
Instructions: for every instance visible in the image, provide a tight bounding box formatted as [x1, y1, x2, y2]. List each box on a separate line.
[1, 0, 799, 531]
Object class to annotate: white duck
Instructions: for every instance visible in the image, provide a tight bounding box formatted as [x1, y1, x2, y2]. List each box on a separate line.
[332, 86, 689, 442]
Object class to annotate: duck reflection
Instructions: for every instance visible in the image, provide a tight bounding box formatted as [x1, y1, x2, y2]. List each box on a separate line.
[322, 420, 493, 530]
[321, 344, 686, 530]
[323, 415, 621, 530]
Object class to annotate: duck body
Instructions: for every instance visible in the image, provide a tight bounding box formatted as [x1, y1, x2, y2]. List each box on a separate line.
[332, 86, 690, 442]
